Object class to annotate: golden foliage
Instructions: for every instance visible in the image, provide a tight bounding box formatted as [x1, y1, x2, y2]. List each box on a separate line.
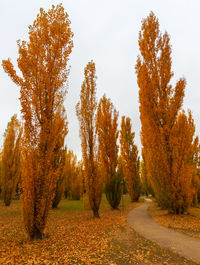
[2, 4, 73, 238]
[192, 137, 200, 204]
[52, 114, 68, 209]
[120, 116, 140, 201]
[71, 166, 83, 200]
[76, 61, 103, 217]
[135, 12, 197, 213]
[96, 95, 121, 209]
[169, 111, 197, 213]
[64, 150, 83, 200]
[52, 147, 66, 209]
[64, 149, 77, 198]
[1, 115, 22, 206]
[96, 95, 119, 183]
[140, 150, 154, 197]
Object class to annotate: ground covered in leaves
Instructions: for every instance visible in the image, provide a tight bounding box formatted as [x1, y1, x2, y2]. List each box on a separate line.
[149, 202, 200, 239]
[0, 196, 197, 264]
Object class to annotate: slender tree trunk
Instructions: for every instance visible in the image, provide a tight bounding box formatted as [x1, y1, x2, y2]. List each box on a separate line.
[64, 191, 68, 199]
[93, 208, 100, 218]
[31, 227, 44, 240]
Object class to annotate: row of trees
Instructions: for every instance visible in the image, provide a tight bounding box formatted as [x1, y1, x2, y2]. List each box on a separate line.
[0, 84, 141, 214]
[0, 116, 83, 208]
[1, 4, 141, 239]
[76, 61, 140, 217]
[1, 4, 200, 241]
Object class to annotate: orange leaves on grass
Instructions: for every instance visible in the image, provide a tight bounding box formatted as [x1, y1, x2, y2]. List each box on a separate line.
[150, 203, 200, 239]
[154, 214, 200, 239]
[0, 201, 124, 264]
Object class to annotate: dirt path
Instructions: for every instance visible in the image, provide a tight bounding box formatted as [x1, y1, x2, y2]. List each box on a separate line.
[127, 200, 200, 264]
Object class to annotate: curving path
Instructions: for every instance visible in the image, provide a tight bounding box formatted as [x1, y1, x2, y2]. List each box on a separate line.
[127, 200, 200, 264]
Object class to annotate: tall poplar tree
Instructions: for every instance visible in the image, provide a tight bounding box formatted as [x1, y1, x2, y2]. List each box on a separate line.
[2, 4, 73, 238]
[76, 61, 103, 218]
[96, 95, 121, 209]
[1, 115, 22, 206]
[169, 111, 197, 213]
[120, 116, 140, 202]
[136, 12, 197, 213]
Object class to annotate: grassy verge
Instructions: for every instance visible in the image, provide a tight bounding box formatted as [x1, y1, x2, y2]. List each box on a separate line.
[148, 202, 200, 239]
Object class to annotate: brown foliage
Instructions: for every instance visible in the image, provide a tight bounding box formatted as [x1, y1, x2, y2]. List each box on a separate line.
[1, 115, 22, 206]
[76, 61, 103, 217]
[120, 116, 141, 201]
[2, 4, 73, 238]
[135, 12, 197, 213]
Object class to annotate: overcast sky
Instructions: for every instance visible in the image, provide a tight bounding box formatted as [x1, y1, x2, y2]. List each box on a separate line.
[0, 0, 200, 159]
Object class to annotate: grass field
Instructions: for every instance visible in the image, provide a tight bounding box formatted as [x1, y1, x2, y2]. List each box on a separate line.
[0, 195, 197, 264]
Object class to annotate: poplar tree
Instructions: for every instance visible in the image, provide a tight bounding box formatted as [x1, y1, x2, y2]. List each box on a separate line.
[76, 61, 103, 217]
[96, 95, 121, 209]
[120, 116, 140, 202]
[1, 115, 22, 206]
[2, 4, 73, 238]
[136, 12, 197, 213]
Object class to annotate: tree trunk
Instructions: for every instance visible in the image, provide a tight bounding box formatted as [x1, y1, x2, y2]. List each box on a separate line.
[30, 227, 44, 240]
[93, 208, 100, 218]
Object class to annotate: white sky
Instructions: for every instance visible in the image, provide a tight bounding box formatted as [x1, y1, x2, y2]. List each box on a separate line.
[0, 0, 200, 159]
